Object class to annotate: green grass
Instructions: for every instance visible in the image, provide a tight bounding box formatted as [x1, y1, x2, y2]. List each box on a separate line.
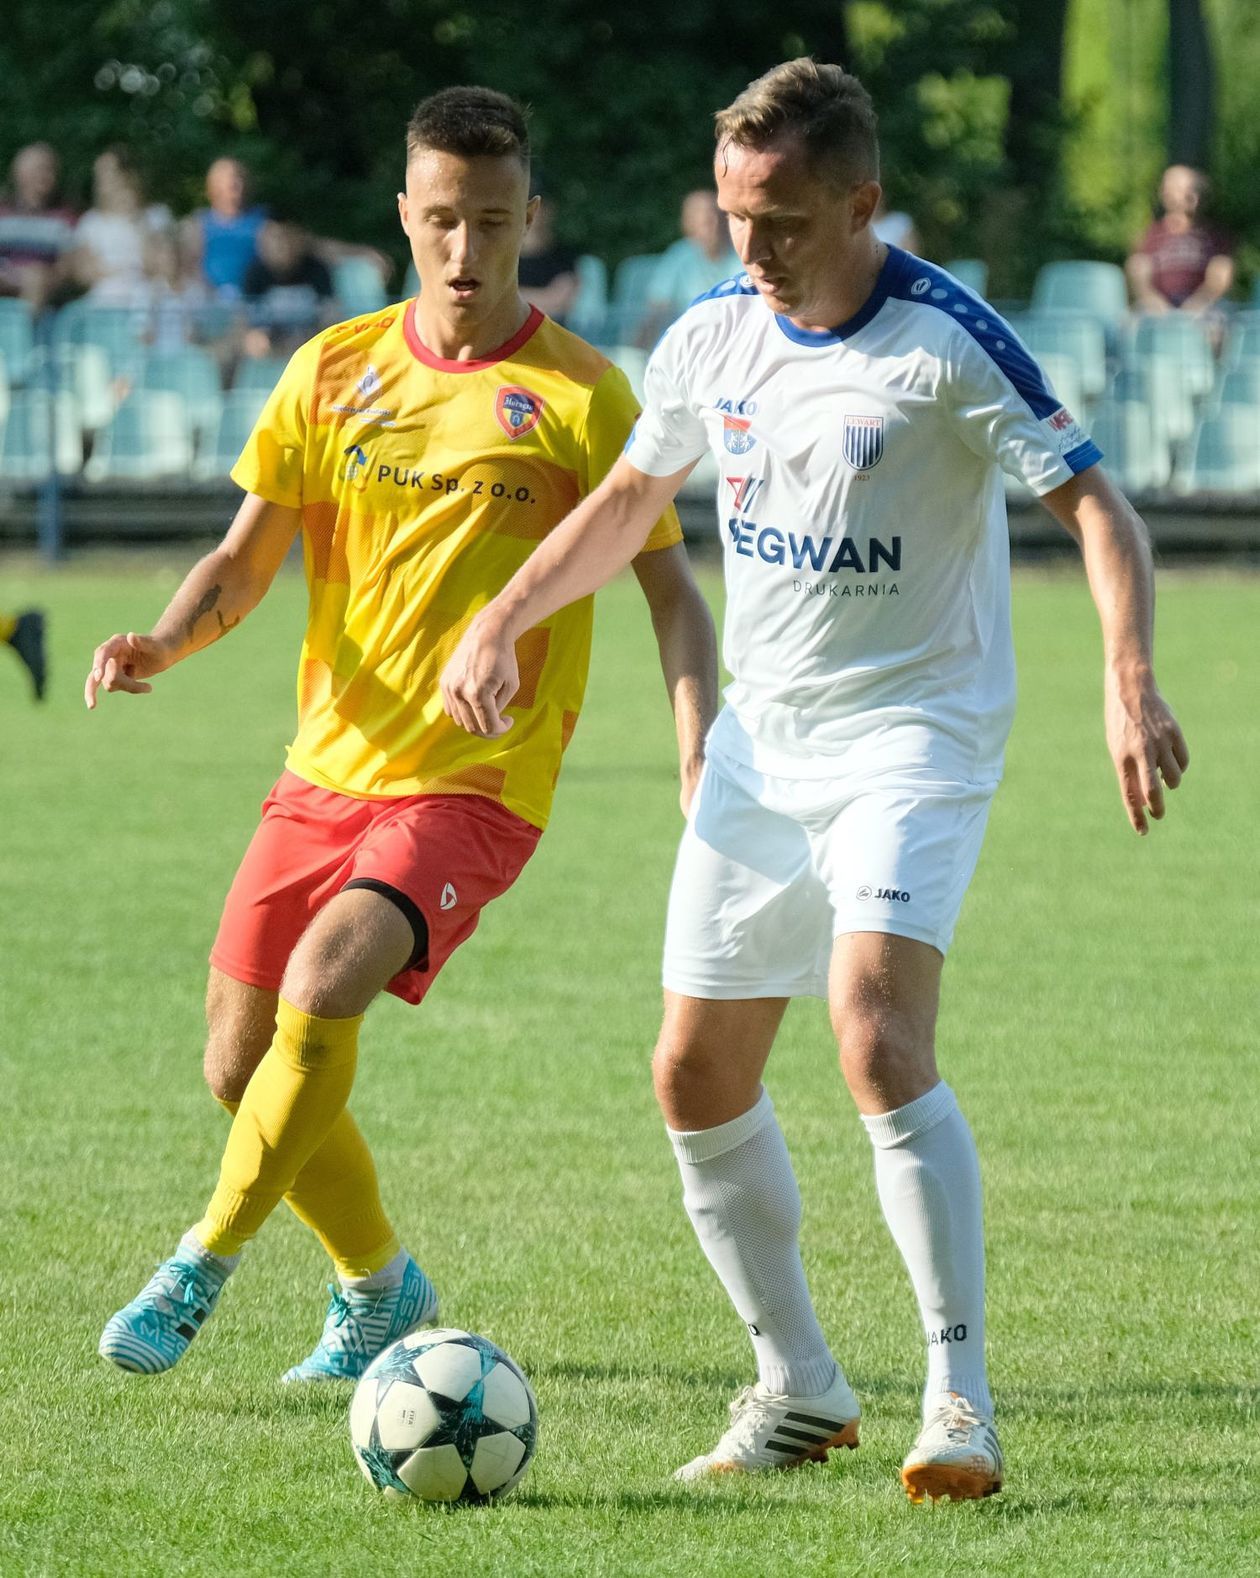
[1, 556, 1256, 1576]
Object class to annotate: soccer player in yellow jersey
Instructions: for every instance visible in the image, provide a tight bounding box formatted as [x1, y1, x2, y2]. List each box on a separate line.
[87, 87, 717, 1379]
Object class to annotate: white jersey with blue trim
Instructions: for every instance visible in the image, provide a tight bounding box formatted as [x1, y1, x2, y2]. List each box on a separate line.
[624, 246, 1102, 785]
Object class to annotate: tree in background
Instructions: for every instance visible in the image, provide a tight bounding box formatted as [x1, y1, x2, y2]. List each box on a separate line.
[0, 0, 1252, 292]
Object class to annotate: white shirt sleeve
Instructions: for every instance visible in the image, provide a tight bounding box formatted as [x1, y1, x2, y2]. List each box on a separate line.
[943, 324, 1102, 496]
[621, 325, 709, 477]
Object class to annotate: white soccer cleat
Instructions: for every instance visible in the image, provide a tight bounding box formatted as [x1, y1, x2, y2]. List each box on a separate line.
[673, 1371, 860, 1481]
[900, 1391, 1003, 1503]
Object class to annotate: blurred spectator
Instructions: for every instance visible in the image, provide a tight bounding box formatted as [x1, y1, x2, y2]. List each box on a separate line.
[872, 193, 921, 254]
[70, 147, 172, 304]
[186, 157, 267, 299]
[1127, 165, 1234, 318]
[641, 189, 740, 343]
[241, 218, 335, 357]
[0, 142, 78, 309]
[132, 229, 211, 352]
[519, 193, 580, 322]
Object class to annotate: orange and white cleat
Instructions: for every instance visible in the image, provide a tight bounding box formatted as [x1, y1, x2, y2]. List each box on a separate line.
[901, 1392, 1003, 1503]
[673, 1371, 860, 1482]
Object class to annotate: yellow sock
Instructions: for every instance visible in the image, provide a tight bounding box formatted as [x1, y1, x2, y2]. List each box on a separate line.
[197, 999, 363, 1257]
[215, 1097, 400, 1280]
[0, 613, 16, 644]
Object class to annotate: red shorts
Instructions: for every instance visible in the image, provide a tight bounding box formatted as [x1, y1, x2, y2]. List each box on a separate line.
[210, 771, 542, 1005]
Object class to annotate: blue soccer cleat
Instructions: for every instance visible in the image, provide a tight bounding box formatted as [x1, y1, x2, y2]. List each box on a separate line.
[281, 1254, 438, 1383]
[99, 1248, 231, 1374]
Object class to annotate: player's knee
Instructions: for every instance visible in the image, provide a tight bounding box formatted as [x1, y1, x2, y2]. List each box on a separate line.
[834, 1008, 937, 1104]
[203, 1025, 270, 1104]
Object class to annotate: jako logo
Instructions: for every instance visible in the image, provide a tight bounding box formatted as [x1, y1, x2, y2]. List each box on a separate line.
[715, 396, 758, 416]
[856, 885, 911, 902]
[928, 1324, 968, 1345]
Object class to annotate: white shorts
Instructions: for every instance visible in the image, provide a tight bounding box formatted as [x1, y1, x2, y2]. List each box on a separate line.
[662, 750, 995, 1001]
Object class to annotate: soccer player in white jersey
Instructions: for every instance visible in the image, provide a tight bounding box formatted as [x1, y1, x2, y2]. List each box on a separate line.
[441, 59, 1189, 1502]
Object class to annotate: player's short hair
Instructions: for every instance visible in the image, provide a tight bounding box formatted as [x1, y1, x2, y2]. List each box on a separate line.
[405, 87, 530, 169]
[714, 59, 879, 187]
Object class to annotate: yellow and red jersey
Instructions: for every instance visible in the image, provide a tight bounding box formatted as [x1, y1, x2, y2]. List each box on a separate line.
[232, 301, 681, 829]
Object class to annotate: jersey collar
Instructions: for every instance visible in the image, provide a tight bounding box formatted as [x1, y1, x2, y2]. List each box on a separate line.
[774, 245, 903, 347]
[404, 300, 544, 372]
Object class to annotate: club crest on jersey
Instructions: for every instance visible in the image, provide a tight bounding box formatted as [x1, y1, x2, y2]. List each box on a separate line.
[842, 414, 884, 471]
[723, 416, 757, 455]
[495, 385, 544, 439]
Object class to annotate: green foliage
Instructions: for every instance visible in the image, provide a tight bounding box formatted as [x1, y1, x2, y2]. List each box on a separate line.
[0, 0, 1256, 287]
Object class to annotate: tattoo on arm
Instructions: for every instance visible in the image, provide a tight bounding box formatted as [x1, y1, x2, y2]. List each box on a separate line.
[185, 583, 240, 644]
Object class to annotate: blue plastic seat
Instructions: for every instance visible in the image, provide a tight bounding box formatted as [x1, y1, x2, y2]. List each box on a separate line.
[1215, 364, 1260, 405]
[85, 390, 193, 481]
[1222, 311, 1260, 368]
[1176, 405, 1260, 493]
[0, 299, 35, 380]
[0, 388, 82, 481]
[1016, 310, 1109, 401]
[1128, 315, 1215, 398]
[567, 253, 609, 341]
[1031, 261, 1128, 332]
[1088, 398, 1170, 493]
[945, 259, 988, 296]
[140, 347, 223, 443]
[51, 301, 148, 376]
[193, 387, 268, 481]
[607, 253, 662, 342]
[333, 258, 389, 317]
[231, 355, 289, 394]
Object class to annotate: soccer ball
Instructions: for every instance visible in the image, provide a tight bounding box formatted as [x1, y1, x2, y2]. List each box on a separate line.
[349, 1328, 538, 1503]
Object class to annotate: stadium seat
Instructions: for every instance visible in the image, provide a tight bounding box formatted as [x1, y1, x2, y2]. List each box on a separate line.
[1215, 364, 1260, 406]
[1175, 405, 1260, 494]
[27, 343, 115, 434]
[1128, 314, 1215, 399]
[1112, 361, 1198, 451]
[1033, 351, 1085, 424]
[85, 390, 194, 481]
[1031, 261, 1128, 332]
[333, 257, 389, 317]
[609, 345, 647, 403]
[1016, 312, 1108, 401]
[0, 299, 35, 380]
[193, 388, 269, 481]
[945, 259, 988, 296]
[567, 253, 609, 342]
[403, 261, 420, 297]
[607, 253, 661, 342]
[0, 388, 82, 481]
[51, 301, 149, 375]
[231, 355, 289, 393]
[140, 347, 224, 444]
[1087, 398, 1170, 493]
[1222, 311, 1260, 368]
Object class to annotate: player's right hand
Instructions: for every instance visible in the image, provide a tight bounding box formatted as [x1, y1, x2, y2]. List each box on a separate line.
[439, 614, 519, 739]
[84, 632, 171, 710]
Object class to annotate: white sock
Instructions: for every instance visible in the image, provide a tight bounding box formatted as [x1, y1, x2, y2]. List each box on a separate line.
[668, 1088, 839, 1398]
[861, 1081, 992, 1418]
[181, 1229, 241, 1275]
[340, 1246, 410, 1292]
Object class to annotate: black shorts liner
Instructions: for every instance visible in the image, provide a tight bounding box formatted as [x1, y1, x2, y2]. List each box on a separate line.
[341, 878, 430, 973]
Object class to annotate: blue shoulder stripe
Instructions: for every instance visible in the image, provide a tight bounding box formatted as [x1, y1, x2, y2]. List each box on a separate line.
[686, 272, 758, 312]
[887, 251, 1061, 421]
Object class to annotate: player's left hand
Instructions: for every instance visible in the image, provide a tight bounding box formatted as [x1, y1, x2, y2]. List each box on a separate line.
[440, 614, 518, 738]
[1105, 672, 1189, 835]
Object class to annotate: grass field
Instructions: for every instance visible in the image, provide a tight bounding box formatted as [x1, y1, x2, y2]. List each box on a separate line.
[1, 555, 1256, 1576]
